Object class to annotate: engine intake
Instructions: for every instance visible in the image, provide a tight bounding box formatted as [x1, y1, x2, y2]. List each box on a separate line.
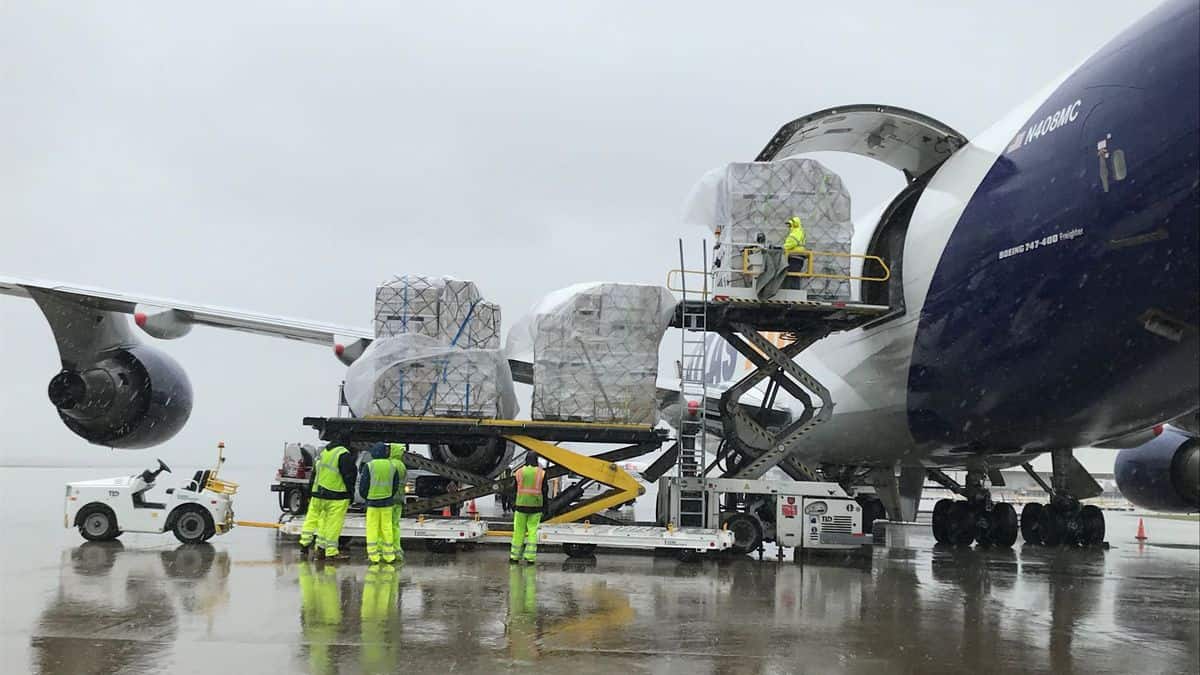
[1114, 427, 1199, 513]
[48, 345, 193, 449]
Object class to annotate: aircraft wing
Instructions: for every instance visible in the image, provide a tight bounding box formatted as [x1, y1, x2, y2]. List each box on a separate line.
[0, 275, 372, 347]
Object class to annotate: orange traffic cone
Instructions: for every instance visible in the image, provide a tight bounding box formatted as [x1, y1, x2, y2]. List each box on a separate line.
[467, 499, 478, 518]
[442, 505, 452, 518]
[1135, 517, 1148, 541]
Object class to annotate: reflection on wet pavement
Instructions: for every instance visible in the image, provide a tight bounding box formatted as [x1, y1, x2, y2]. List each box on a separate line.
[12, 526, 1197, 675]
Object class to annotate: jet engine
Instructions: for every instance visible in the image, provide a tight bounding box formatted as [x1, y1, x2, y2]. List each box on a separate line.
[1114, 426, 1200, 513]
[47, 345, 193, 449]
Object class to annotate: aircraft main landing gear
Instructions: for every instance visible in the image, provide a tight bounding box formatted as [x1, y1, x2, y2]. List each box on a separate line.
[931, 498, 1019, 547]
[928, 469, 1018, 547]
[1019, 498, 1106, 546]
[1017, 450, 1106, 547]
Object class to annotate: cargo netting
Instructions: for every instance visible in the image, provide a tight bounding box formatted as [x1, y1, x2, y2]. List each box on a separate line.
[507, 283, 676, 425]
[683, 158, 854, 299]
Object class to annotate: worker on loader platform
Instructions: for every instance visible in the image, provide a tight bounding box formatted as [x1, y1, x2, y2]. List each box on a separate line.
[387, 443, 408, 563]
[299, 441, 358, 560]
[358, 443, 400, 564]
[782, 215, 808, 290]
[510, 452, 549, 565]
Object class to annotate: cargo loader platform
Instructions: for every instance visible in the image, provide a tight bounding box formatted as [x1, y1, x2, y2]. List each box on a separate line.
[305, 416, 664, 516]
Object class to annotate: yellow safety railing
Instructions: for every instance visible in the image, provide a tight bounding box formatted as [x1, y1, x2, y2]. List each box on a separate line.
[741, 247, 891, 282]
[205, 441, 239, 496]
[665, 268, 711, 295]
[667, 249, 891, 293]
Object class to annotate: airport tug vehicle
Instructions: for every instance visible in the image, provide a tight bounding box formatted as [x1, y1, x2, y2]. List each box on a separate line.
[65, 443, 238, 544]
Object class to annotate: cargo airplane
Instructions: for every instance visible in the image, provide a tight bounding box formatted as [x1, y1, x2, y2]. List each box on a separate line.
[2, 0, 1196, 552]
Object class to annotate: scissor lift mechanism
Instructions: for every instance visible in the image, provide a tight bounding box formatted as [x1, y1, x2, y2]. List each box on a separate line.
[669, 298, 889, 482]
[304, 415, 665, 523]
[294, 415, 733, 555]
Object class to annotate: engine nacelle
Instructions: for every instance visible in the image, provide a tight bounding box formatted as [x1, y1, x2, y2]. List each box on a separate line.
[47, 345, 193, 449]
[1114, 427, 1200, 513]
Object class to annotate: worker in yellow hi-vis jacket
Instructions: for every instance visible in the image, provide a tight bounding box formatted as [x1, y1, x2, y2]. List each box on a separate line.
[357, 443, 400, 564]
[388, 443, 408, 563]
[299, 442, 358, 560]
[510, 453, 549, 564]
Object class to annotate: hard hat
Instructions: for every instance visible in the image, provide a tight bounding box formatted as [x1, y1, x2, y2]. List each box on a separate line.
[788, 216, 802, 227]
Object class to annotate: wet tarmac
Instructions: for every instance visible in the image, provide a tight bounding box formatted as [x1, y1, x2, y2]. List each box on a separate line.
[2, 467, 1197, 674]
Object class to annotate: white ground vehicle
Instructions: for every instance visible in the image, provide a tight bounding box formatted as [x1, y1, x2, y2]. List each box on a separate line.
[65, 446, 237, 544]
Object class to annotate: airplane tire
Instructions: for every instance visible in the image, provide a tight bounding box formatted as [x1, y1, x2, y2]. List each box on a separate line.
[991, 503, 1019, 547]
[1080, 504, 1105, 545]
[974, 506, 995, 546]
[931, 499, 954, 544]
[1037, 506, 1065, 547]
[946, 502, 976, 546]
[1020, 503, 1043, 545]
[855, 495, 887, 534]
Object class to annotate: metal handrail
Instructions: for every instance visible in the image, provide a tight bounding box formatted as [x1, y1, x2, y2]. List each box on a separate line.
[741, 247, 892, 282]
[666, 268, 712, 294]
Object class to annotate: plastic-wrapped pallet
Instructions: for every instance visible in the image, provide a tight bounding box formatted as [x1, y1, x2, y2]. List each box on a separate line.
[467, 302, 502, 350]
[373, 275, 500, 347]
[343, 334, 517, 419]
[507, 283, 676, 425]
[682, 158, 854, 299]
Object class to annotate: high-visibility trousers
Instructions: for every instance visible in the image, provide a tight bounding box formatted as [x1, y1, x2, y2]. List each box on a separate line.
[365, 505, 396, 563]
[300, 497, 351, 556]
[392, 502, 404, 561]
[510, 511, 542, 562]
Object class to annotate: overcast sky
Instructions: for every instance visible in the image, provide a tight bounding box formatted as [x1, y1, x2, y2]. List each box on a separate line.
[0, 1, 1159, 469]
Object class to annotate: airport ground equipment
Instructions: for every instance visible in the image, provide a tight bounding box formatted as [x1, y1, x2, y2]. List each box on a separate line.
[65, 443, 237, 544]
[666, 241, 888, 551]
[303, 415, 667, 521]
[270, 441, 316, 514]
[298, 415, 736, 558]
[660, 477, 867, 554]
[279, 515, 488, 550]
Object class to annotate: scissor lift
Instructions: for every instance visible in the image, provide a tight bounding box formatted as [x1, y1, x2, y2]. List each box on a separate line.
[286, 415, 733, 558]
[661, 242, 891, 554]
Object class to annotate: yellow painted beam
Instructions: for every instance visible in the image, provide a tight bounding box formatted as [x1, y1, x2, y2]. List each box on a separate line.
[505, 434, 643, 525]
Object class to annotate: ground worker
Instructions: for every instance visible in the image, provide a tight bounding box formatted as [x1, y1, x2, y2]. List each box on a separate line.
[510, 452, 548, 565]
[299, 440, 358, 560]
[358, 443, 400, 565]
[387, 442, 408, 563]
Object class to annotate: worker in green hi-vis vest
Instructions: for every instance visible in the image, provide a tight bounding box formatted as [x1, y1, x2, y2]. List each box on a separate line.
[510, 452, 549, 564]
[387, 443, 408, 563]
[357, 443, 400, 564]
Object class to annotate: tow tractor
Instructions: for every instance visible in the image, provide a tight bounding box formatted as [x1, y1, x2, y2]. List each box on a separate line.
[65, 443, 238, 544]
